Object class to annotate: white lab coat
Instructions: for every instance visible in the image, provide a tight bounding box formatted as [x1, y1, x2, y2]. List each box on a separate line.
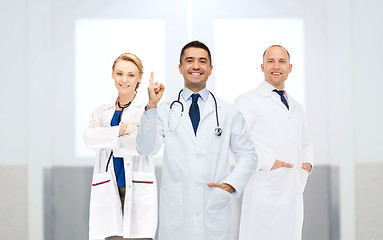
[136, 89, 258, 240]
[83, 97, 157, 240]
[234, 81, 314, 240]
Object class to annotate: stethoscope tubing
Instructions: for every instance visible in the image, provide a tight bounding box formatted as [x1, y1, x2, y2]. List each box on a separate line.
[170, 89, 222, 136]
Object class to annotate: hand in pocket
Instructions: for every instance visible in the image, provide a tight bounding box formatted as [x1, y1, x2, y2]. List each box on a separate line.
[270, 160, 293, 170]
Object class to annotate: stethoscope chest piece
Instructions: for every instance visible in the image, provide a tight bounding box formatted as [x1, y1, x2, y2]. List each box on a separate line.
[215, 127, 223, 136]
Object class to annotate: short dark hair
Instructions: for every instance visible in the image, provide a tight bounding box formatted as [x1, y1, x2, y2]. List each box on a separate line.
[180, 40, 212, 65]
[263, 45, 290, 60]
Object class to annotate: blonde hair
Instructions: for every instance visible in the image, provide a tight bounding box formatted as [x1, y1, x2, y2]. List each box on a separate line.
[112, 53, 144, 91]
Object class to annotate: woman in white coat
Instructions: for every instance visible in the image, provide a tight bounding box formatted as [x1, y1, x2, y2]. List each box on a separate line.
[83, 53, 157, 240]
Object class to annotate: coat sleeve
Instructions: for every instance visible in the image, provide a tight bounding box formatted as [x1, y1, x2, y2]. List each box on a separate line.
[223, 108, 258, 198]
[302, 111, 314, 167]
[113, 134, 138, 157]
[136, 106, 165, 156]
[82, 108, 121, 151]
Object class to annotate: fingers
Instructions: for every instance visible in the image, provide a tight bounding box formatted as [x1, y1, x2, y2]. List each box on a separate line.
[302, 165, 309, 173]
[207, 183, 219, 188]
[118, 124, 129, 137]
[157, 83, 165, 94]
[302, 163, 312, 173]
[207, 183, 235, 193]
[148, 71, 165, 94]
[148, 72, 158, 90]
[148, 72, 156, 90]
[149, 72, 154, 85]
[271, 160, 293, 170]
[152, 81, 159, 93]
[146, 72, 165, 110]
[282, 162, 294, 168]
[271, 160, 282, 170]
[153, 82, 164, 94]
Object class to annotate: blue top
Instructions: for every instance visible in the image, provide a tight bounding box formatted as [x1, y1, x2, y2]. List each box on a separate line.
[111, 110, 125, 188]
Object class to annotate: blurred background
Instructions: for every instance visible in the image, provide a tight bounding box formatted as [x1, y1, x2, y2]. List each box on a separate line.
[1, 0, 382, 239]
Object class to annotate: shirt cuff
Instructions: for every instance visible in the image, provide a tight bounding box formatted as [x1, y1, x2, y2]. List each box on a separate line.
[143, 107, 157, 120]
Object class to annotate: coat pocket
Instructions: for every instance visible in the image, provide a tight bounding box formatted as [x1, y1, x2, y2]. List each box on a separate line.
[132, 171, 155, 205]
[89, 172, 122, 239]
[253, 168, 289, 204]
[205, 186, 232, 237]
[90, 172, 114, 207]
[207, 186, 231, 211]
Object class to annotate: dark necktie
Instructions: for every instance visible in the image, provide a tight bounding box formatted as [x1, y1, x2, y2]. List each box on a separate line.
[273, 89, 289, 110]
[189, 93, 200, 135]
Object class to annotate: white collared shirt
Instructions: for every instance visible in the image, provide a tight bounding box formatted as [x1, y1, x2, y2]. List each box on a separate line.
[263, 80, 290, 105]
[181, 87, 209, 114]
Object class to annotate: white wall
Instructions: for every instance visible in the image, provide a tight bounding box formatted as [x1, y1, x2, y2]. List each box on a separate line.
[353, 0, 383, 239]
[1, 0, 29, 239]
[0, 0, 28, 165]
[353, 0, 383, 163]
[1, 0, 53, 239]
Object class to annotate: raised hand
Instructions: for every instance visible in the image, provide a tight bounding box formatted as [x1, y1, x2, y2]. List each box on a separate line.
[147, 72, 165, 110]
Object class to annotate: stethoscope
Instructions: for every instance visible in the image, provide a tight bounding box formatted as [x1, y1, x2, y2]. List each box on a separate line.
[169, 89, 222, 136]
[105, 98, 134, 172]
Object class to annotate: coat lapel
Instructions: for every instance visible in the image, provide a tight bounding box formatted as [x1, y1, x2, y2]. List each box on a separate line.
[285, 91, 296, 112]
[200, 95, 216, 123]
[259, 82, 290, 111]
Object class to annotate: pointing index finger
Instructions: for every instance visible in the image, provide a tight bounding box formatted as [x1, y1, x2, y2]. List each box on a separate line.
[149, 72, 154, 84]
